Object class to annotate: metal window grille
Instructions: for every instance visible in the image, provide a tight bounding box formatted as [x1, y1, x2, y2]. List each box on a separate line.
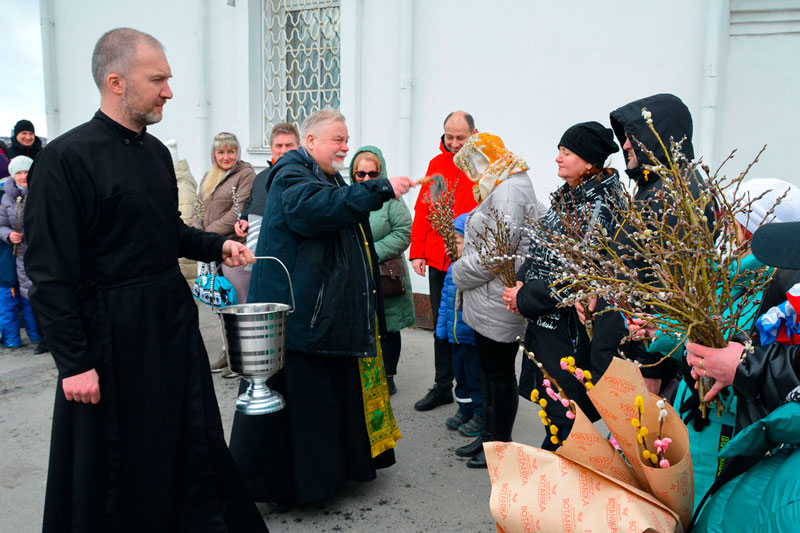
[261, 0, 341, 148]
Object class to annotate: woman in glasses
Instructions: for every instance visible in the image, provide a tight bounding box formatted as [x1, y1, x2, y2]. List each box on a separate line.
[350, 146, 415, 395]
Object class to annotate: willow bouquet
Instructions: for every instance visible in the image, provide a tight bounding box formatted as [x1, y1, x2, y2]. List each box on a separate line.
[426, 174, 459, 262]
[527, 108, 782, 417]
[472, 206, 525, 288]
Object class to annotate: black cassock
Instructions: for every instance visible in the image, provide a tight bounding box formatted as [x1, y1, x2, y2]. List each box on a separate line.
[25, 111, 268, 533]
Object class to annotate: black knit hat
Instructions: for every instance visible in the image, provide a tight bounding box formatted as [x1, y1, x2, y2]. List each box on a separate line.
[13, 119, 35, 136]
[558, 121, 619, 168]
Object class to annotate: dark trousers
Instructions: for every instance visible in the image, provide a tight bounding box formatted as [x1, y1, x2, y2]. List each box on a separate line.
[475, 332, 518, 384]
[453, 343, 482, 416]
[474, 332, 519, 441]
[382, 330, 401, 376]
[428, 266, 453, 388]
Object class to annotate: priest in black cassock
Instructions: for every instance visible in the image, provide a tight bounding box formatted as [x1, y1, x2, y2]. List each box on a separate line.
[24, 28, 268, 533]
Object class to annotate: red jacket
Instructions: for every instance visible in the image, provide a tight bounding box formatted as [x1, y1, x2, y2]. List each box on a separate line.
[410, 137, 478, 271]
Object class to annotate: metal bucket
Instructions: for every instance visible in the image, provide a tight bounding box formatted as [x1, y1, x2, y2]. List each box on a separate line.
[218, 303, 289, 376]
[215, 257, 294, 415]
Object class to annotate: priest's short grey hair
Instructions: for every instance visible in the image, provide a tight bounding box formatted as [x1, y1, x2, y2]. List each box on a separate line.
[300, 109, 346, 147]
[91, 28, 164, 89]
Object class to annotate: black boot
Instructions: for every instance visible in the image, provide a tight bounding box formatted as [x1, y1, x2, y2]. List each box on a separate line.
[33, 340, 49, 354]
[491, 380, 519, 442]
[466, 374, 493, 468]
[467, 379, 518, 468]
[414, 383, 453, 411]
[456, 433, 483, 457]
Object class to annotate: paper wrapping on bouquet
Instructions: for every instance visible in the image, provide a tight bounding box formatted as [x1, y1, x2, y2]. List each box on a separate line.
[485, 441, 681, 533]
[587, 357, 694, 529]
[555, 404, 642, 490]
[635, 395, 693, 529]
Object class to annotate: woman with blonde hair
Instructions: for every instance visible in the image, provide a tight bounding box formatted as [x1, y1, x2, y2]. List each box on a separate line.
[193, 132, 255, 375]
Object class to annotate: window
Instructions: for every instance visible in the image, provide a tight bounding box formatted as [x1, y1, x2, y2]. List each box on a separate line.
[261, 0, 341, 148]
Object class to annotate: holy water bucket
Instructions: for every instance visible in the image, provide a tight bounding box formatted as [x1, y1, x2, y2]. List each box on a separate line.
[215, 257, 294, 415]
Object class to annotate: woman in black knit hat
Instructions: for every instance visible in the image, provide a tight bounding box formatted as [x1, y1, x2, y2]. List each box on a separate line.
[7, 119, 43, 160]
[502, 121, 624, 450]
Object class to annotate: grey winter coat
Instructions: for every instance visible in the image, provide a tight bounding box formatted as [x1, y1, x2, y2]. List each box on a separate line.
[0, 179, 30, 298]
[451, 172, 546, 342]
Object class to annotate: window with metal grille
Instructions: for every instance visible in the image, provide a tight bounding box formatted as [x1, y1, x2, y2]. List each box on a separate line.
[261, 0, 341, 149]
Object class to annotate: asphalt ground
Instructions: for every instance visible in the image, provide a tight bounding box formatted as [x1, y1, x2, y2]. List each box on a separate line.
[0, 302, 550, 532]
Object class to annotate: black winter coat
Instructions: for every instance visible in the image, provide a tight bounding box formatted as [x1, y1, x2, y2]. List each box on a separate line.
[248, 147, 395, 357]
[516, 171, 623, 412]
[7, 135, 43, 159]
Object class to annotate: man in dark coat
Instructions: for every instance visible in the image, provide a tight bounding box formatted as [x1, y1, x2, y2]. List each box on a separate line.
[230, 110, 414, 507]
[7, 119, 44, 159]
[233, 121, 300, 244]
[25, 27, 267, 533]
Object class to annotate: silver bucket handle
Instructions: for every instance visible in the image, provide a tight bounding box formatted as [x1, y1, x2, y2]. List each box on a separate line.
[253, 256, 295, 313]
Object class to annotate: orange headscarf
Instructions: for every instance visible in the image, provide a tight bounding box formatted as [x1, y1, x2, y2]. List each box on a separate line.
[453, 133, 529, 203]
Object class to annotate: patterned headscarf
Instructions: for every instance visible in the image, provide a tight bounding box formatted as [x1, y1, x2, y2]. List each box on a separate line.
[454, 133, 529, 203]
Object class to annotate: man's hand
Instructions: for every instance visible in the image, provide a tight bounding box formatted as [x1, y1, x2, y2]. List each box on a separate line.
[62, 369, 101, 404]
[221, 240, 255, 267]
[685, 341, 743, 402]
[234, 220, 249, 238]
[388, 176, 416, 199]
[9, 231, 22, 244]
[502, 281, 523, 313]
[574, 298, 596, 325]
[411, 258, 426, 276]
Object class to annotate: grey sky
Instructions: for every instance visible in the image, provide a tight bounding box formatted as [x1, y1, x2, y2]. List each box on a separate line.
[0, 0, 47, 138]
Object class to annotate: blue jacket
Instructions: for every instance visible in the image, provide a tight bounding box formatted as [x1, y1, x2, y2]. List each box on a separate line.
[436, 266, 475, 345]
[248, 147, 395, 357]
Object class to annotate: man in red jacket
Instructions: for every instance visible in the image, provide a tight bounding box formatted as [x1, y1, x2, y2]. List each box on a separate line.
[410, 111, 478, 411]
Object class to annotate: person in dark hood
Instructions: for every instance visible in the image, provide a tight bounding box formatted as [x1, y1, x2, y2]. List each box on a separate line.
[579, 94, 711, 391]
[7, 119, 43, 159]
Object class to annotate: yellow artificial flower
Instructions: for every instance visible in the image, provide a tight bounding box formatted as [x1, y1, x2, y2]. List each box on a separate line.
[530, 390, 539, 402]
[549, 424, 558, 435]
[642, 449, 651, 460]
[635, 395, 644, 409]
[550, 436, 559, 445]
[585, 382, 594, 390]
[631, 418, 641, 429]
[539, 398, 547, 408]
[583, 370, 592, 380]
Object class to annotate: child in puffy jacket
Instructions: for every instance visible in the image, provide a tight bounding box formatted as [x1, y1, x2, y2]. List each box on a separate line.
[437, 213, 483, 442]
[0, 156, 44, 350]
